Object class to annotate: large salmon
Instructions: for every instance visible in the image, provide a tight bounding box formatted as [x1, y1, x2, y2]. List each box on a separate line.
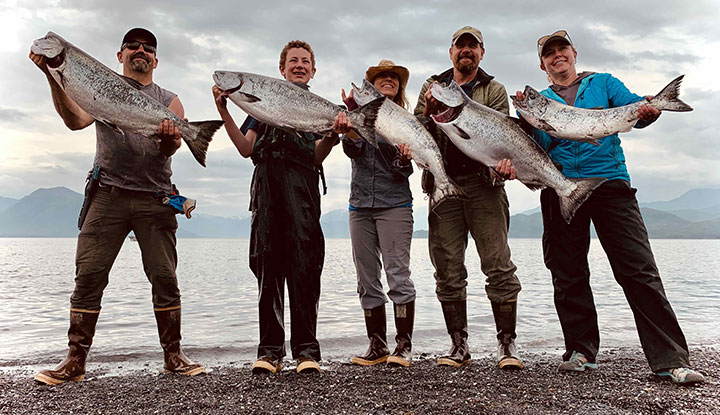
[350, 80, 465, 208]
[31, 32, 222, 167]
[511, 75, 692, 143]
[212, 70, 381, 142]
[431, 81, 606, 223]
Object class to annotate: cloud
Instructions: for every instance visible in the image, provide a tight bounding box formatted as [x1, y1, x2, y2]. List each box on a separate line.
[2, 0, 719, 215]
[0, 108, 26, 122]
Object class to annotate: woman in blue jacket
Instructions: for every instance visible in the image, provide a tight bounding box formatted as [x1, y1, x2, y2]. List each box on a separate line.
[341, 60, 416, 367]
[511, 30, 704, 384]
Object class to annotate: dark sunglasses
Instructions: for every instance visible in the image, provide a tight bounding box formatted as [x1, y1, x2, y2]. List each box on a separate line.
[122, 41, 156, 54]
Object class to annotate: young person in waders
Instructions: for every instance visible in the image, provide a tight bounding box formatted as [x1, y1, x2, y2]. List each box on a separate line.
[212, 40, 350, 374]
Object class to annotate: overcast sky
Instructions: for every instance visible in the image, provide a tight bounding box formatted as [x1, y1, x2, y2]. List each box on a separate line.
[2, 0, 719, 217]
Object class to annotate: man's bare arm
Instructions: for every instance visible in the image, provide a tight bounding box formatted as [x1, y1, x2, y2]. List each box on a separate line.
[29, 51, 94, 130]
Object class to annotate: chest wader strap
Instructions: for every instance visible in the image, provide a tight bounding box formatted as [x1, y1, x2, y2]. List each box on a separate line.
[318, 165, 327, 195]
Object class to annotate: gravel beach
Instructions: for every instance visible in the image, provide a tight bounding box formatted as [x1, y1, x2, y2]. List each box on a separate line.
[1, 347, 717, 414]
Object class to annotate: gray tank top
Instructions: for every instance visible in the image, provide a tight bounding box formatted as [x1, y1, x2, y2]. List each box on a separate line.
[94, 77, 177, 194]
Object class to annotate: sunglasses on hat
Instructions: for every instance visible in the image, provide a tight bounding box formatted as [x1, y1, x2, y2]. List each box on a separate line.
[537, 30, 572, 57]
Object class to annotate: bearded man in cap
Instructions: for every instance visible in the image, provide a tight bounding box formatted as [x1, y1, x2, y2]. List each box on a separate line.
[29, 27, 204, 385]
[415, 26, 523, 370]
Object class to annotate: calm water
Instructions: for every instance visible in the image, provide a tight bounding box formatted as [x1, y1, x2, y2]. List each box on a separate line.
[1, 238, 718, 366]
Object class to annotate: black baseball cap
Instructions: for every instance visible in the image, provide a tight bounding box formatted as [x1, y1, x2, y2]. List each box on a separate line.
[121, 28, 157, 48]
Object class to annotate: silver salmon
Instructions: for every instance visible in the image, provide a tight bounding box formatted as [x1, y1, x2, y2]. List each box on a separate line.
[212, 71, 381, 141]
[431, 81, 606, 223]
[31, 32, 222, 167]
[351, 80, 465, 208]
[511, 75, 692, 143]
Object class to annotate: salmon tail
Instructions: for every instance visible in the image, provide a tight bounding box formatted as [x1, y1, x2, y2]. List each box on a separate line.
[557, 177, 607, 224]
[348, 97, 384, 148]
[186, 120, 224, 167]
[650, 75, 693, 112]
[430, 179, 467, 210]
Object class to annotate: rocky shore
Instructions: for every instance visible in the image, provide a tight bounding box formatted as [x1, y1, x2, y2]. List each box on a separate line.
[1, 347, 717, 414]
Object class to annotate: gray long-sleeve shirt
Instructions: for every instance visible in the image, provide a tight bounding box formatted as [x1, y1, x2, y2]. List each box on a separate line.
[343, 136, 413, 208]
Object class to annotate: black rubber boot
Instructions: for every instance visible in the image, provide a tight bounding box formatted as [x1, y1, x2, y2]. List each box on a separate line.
[437, 300, 471, 367]
[34, 310, 100, 385]
[491, 300, 523, 370]
[351, 305, 390, 366]
[387, 301, 414, 367]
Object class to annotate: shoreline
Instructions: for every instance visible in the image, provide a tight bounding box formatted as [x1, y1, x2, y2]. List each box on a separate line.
[1, 347, 717, 414]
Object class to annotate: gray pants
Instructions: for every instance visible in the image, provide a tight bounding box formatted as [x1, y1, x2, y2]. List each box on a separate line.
[428, 175, 521, 303]
[349, 207, 416, 309]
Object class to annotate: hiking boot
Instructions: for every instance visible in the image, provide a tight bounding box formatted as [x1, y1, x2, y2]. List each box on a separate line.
[656, 367, 705, 384]
[497, 336, 523, 370]
[154, 307, 205, 376]
[251, 356, 283, 374]
[351, 305, 390, 366]
[34, 309, 100, 385]
[491, 300, 523, 370]
[437, 301, 471, 367]
[558, 351, 598, 372]
[297, 357, 321, 373]
[387, 301, 414, 367]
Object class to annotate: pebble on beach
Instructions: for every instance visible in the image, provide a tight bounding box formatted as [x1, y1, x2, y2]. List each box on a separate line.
[1, 347, 718, 414]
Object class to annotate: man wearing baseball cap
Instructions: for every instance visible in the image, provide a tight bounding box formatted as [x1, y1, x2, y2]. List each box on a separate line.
[29, 27, 205, 385]
[415, 26, 523, 370]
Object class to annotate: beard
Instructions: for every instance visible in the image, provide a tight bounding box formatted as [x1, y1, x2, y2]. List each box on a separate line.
[454, 53, 477, 75]
[129, 52, 152, 73]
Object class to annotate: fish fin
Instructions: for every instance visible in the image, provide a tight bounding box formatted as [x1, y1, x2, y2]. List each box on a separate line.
[99, 120, 124, 135]
[650, 74, 692, 112]
[520, 180, 545, 191]
[186, 120, 224, 167]
[557, 177, 607, 224]
[536, 119, 557, 132]
[508, 116, 535, 135]
[582, 136, 602, 145]
[238, 92, 261, 103]
[348, 97, 384, 148]
[430, 179, 467, 211]
[454, 126, 472, 140]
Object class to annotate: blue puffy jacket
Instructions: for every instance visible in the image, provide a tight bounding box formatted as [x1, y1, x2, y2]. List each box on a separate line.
[533, 73, 646, 183]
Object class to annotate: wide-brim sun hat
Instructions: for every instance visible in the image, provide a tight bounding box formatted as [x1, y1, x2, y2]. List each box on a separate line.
[365, 59, 409, 89]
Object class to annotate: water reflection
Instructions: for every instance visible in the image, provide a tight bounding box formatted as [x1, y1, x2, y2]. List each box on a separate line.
[1, 238, 718, 363]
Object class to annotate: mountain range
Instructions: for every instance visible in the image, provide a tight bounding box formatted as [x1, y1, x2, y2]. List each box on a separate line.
[0, 187, 718, 238]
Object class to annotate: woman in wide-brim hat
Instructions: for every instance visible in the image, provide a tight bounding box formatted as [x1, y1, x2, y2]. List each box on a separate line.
[341, 59, 416, 368]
